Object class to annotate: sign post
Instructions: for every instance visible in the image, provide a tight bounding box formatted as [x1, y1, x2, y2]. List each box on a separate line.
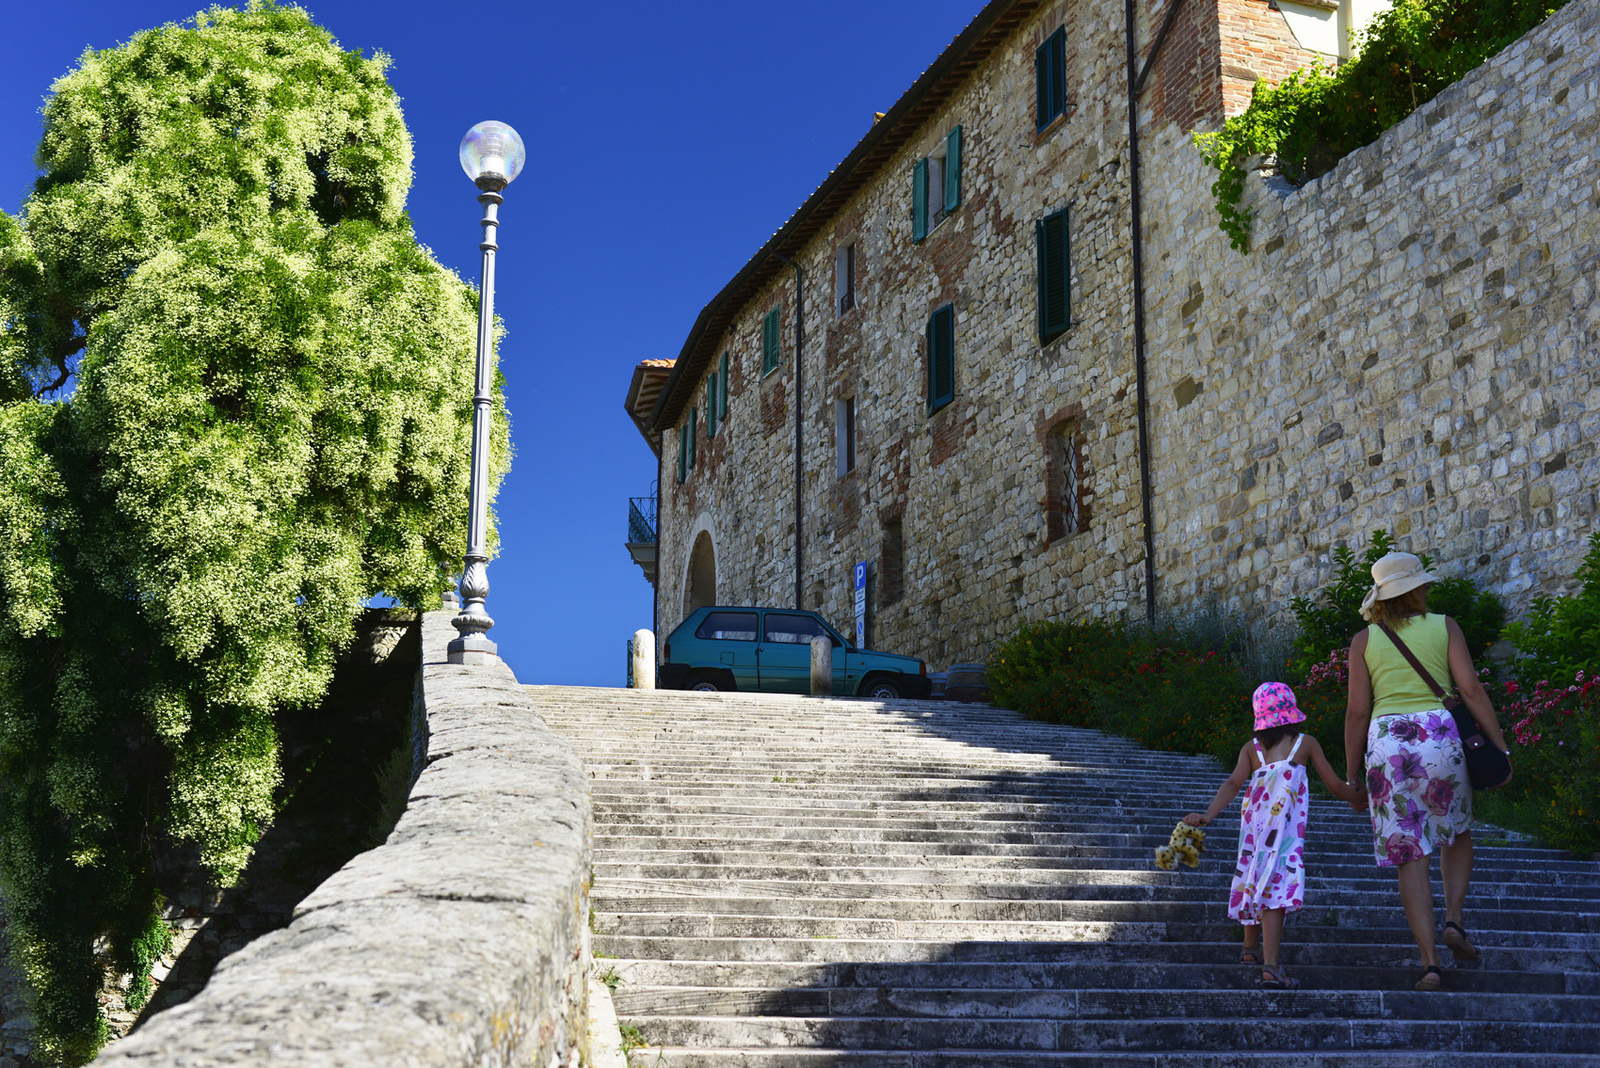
[854, 562, 868, 649]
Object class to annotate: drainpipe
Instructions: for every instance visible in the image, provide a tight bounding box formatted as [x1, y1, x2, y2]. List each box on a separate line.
[771, 251, 805, 610]
[1125, 0, 1184, 627]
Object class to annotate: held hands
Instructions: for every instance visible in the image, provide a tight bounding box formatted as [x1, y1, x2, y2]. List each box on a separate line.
[1344, 781, 1370, 813]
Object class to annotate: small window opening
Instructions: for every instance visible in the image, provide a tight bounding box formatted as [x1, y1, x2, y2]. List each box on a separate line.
[835, 397, 856, 476]
[835, 242, 856, 316]
[1048, 422, 1082, 541]
[880, 517, 904, 607]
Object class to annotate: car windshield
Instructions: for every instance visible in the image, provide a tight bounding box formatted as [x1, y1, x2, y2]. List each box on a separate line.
[763, 612, 840, 646]
[696, 611, 757, 641]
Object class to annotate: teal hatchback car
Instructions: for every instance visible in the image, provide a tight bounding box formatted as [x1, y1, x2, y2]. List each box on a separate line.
[660, 606, 931, 699]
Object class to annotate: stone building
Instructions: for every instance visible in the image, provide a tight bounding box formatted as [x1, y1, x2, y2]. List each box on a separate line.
[624, 0, 1599, 671]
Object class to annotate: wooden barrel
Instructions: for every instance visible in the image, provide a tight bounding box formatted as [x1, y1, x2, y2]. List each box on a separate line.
[944, 663, 990, 704]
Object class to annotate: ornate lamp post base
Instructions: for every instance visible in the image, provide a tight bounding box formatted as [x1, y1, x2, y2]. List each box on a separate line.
[447, 632, 498, 665]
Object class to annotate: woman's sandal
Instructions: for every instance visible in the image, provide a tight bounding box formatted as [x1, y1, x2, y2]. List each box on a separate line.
[1259, 964, 1301, 989]
[1442, 920, 1480, 961]
[1241, 948, 1261, 965]
[1415, 965, 1443, 991]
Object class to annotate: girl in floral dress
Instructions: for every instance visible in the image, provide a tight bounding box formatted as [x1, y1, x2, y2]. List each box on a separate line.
[1187, 683, 1362, 988]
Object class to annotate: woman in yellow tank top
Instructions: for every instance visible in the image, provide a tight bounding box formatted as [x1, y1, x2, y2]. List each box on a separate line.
[1342, 551, 1512, 991]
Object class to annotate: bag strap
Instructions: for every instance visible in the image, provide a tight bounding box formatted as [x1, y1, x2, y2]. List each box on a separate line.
[1374, 621, 1449, 702]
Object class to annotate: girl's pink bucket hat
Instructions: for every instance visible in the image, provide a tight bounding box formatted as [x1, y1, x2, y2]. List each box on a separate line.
[1252, 682, 1306, 731]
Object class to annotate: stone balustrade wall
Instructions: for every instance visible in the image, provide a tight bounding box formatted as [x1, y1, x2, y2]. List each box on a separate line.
[97, 610, 593, 1068]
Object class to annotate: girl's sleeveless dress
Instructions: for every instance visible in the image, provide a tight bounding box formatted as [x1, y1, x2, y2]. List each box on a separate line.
[1229, 735, 1310, 924]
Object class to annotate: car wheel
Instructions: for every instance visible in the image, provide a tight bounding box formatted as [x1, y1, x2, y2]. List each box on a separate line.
[863, 675, 903, 700]
[685, 671, 724, 692]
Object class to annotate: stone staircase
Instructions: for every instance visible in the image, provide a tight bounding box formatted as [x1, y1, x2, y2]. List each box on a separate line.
[532, 686, 1600, 1066]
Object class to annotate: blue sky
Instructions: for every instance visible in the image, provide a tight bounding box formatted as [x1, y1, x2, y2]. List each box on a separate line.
[2, 0, 984, 686]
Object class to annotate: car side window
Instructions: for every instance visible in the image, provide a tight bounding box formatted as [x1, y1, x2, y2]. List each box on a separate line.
[695, 612, 758, 641]
[763, 613, 840, 646]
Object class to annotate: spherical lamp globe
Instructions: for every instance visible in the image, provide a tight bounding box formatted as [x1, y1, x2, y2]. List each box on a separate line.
[459, 120, 525, 191]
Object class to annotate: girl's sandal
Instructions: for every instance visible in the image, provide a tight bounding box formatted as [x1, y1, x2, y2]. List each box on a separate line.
[1259, 964, 1300, 989]
[1442, 921, 1480, 962]
[1415, 965, 1444, 991]
[1241, 949, 1261, 965]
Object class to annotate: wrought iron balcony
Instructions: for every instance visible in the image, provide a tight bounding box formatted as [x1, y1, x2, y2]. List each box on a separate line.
[628, 496, 657, 545]
[626, 493, 658, 585]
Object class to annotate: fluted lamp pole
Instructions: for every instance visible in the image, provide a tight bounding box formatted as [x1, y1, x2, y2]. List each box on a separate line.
[449, 120, 525, 665]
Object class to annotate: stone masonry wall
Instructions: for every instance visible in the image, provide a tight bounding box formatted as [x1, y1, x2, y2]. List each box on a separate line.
[96, 611, 593, 1068]
[1141, 0, 1599, 619]
[656, 0, 1597, 672]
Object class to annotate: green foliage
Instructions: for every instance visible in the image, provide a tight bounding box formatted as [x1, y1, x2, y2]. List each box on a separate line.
[1194, 0, 1569, 250]
[1504, 532, 1600, 682]
[992, 616, 1351, 780]
[987, 619, 1129, 725]
[0, 4, 505, 1060]
[1287, 530, 1504, 675]
[1498, 672, 1600, 852]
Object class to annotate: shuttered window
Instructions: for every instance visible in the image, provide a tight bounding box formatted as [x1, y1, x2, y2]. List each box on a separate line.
[761, 309, 780, 375]
[1036, 28, 1067, 130]
[944, 126, 962, 213]
[925, 303, 955, 415]
[719, 352, 729, 422]
[1036, 207, 1071, 343]
[706, 373, 717, 439]
[912, 158, 928, 243]
[913, 128, 962, 242]
[677, 425, 687, 484]
[688, 408, 697, 469]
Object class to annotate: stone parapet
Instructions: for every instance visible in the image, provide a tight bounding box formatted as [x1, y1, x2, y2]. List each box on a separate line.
[97, 610, 593, 1068]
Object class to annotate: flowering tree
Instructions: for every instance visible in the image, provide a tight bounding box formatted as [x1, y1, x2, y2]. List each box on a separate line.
[0, 5, 506, 1060]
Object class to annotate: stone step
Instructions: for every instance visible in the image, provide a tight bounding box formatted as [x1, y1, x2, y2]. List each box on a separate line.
[627, 1052, 1600, 1067]
[612, 985, 1594, 1022]
[592, 894, 1600, 929]
[622, 1014, 1600, 1054]
[602, 958, 1583, 995]
[592, 935, 1600, 972]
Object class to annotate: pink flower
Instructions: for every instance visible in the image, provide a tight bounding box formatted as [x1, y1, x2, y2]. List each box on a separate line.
[1423, 777, 1456, 816]
[1385, 835, 1424, 865]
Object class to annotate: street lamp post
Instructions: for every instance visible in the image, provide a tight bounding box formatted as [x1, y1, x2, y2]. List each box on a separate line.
[449, 120, 525, 665]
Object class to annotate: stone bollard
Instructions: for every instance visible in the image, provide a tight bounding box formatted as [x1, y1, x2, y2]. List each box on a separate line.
[630, 630, 656, 690]
[810, 636, 833, 696]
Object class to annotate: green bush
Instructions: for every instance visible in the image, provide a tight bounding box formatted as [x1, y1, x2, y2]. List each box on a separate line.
[1497, 672, 1600, 852]
[1503, 531, 1600, 683]
[992, 616, 1351, 781]
[1287, 530, 1504, 675]
[1196, 0, 1570, 250]
[988, 619, 1128, 725]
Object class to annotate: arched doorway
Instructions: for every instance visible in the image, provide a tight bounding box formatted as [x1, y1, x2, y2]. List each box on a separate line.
[684, 531, 717, 616]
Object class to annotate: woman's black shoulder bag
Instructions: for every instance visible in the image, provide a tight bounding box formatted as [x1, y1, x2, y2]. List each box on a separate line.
[1374, 621, 1513, 792]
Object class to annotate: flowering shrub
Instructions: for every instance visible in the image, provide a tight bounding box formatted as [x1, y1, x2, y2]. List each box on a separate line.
[987, 619, 1129, 725]
[1497, 672, 1600, 852]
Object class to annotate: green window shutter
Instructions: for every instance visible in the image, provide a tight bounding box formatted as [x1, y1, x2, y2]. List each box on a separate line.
[926, 304, 955, 414]
[1037, 207, 1070, 342]
[719, 352, 729, 421]
[944, 126, 962, 213]
[912, 157, 928, 243]
[688, 408, 697, 468]
[706, 373, 716, 438]
[1036, 29, 1066, 130]
[677, 426, 687, 484]
[762, 309, 779, 375]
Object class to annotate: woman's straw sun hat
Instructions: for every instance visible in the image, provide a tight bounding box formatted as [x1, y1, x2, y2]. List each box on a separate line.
[1359, 551, 1440, 621]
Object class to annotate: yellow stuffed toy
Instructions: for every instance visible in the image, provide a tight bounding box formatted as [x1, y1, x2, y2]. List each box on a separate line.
[1153, 820, 1207, 871]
